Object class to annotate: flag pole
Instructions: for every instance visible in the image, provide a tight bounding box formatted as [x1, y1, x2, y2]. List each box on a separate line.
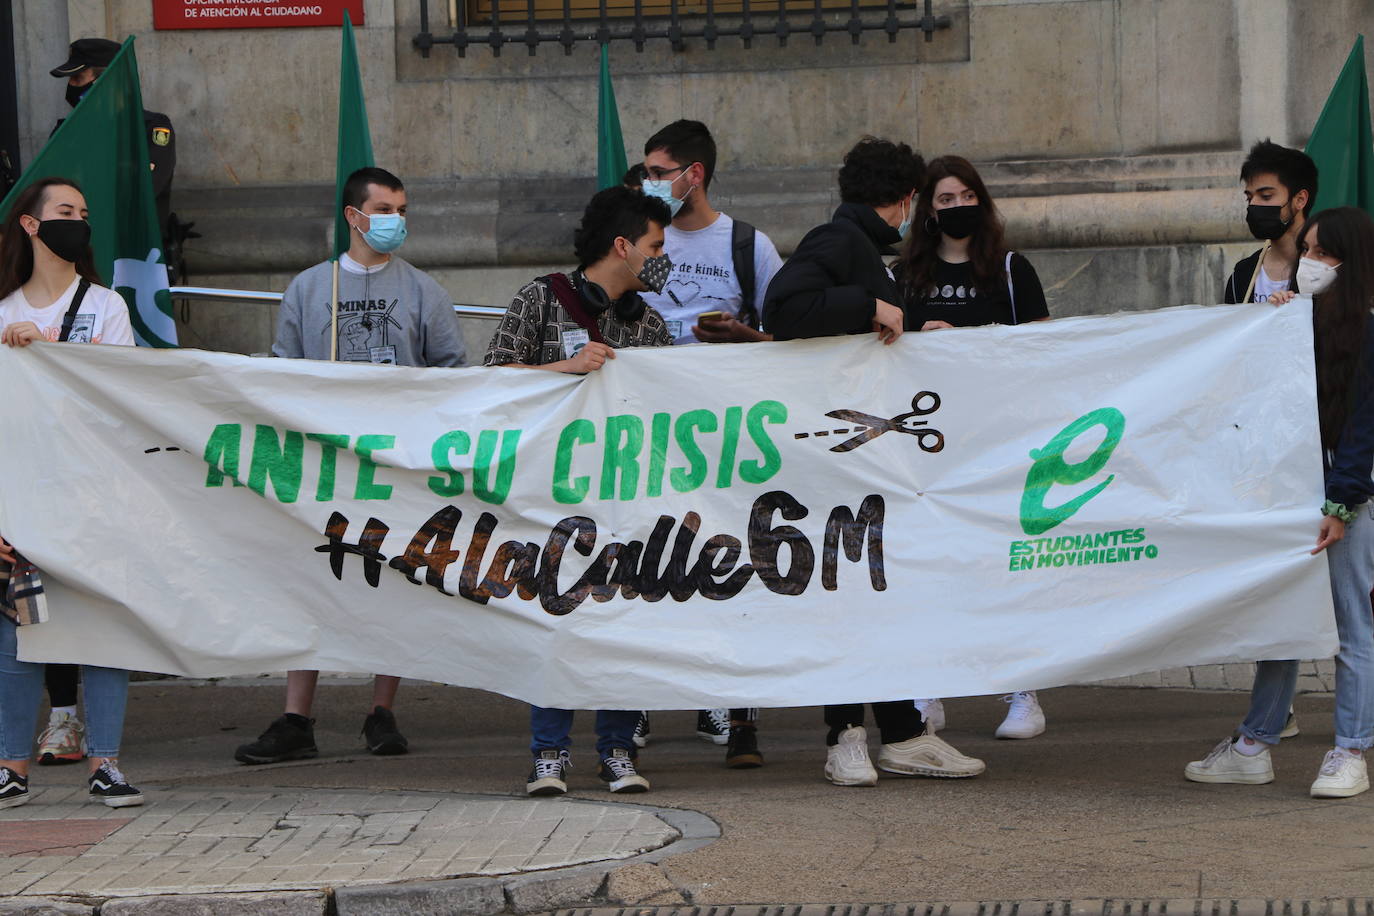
[330, 258, 340, 362]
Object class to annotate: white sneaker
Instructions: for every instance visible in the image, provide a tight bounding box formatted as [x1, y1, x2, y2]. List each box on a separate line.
[1280, 708, 1300, 739]
[824, 726, 878, 786]
[1310, 748, 1369, 798]
[914, 698, 945, 733]
[878, 733, 985, 778]
[1184, 738, 1274, 784]
[995, 691, 1046, 739]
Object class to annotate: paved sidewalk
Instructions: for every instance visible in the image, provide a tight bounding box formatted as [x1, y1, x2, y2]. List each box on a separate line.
[2, 682, 1372, 914]
[0, 787, 677, 899]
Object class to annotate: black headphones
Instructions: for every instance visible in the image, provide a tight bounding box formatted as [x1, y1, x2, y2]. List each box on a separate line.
[576, 275, 647, 323]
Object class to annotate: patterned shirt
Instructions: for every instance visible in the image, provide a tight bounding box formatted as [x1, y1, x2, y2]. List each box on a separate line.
[1, 552, 47, 626]
[483, 272, 672, 367]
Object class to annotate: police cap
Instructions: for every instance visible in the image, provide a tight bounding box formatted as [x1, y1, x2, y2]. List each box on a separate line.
[50, 38, 121, 78]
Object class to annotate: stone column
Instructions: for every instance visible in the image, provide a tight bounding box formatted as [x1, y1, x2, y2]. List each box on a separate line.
[1235, 0, 1292, 147]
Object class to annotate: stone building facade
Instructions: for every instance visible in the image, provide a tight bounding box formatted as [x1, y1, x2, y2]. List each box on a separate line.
[10, 0, 1374, 354]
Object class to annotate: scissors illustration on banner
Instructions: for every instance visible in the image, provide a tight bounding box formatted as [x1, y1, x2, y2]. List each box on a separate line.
[794, 391, 945, 454]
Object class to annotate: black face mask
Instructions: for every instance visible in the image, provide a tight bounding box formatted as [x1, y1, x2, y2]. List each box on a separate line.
[1246, 203, 1292, 241]
[65, 83, 88, 109]
[36, 219, 92, 263]
[936, 205, 980, 240]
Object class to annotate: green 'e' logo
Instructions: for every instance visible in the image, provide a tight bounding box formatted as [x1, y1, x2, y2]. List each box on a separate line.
[1019, 407, 1125, 536]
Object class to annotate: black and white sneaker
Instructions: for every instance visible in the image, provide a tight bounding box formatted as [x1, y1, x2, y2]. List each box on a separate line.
[0, 767, 29, 809]
[527, 749, 570, 796]
[88, 760, 144, 808]
[362, 706, 409, 756]
[632, 712, 651, 748]
[234, 715, 318, 765]
[598, 748, 649, 793]
[696, 709, 730, 745]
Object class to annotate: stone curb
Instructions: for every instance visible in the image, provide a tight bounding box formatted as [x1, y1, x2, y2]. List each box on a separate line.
[0, 799, 720, 916]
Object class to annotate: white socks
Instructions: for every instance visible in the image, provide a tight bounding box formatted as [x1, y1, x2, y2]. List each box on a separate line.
[1234, 736, 1268, 756]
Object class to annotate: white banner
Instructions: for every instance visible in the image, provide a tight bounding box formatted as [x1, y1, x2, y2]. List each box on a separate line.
[0, 302, 1337, 708]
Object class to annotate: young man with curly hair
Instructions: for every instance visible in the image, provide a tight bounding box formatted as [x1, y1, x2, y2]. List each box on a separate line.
[764, 137, 986, 786]
[484, 186, 673, 795]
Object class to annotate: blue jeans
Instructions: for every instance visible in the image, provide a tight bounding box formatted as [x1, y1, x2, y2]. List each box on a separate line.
[529, 706, 638, 758]
[1242, 503, 1374, 750]
[0, 619, 130, 759]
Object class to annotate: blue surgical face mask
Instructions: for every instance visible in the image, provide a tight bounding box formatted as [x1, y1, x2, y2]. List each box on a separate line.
[353, 208, 407, 253]
[897, 196, 914, 239]
[641, 167, 695, 218]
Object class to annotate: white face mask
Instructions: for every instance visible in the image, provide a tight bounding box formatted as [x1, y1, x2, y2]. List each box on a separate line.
[1296, 256, 1340, 296]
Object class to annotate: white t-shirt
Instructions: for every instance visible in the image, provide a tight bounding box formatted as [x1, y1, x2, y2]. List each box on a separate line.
[1252, 264, 1289, 303]
[641, 212, 784, 345]
[0, 277, 135, 346]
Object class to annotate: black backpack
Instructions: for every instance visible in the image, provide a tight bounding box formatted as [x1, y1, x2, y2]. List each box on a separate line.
[732, 218, 759, 329]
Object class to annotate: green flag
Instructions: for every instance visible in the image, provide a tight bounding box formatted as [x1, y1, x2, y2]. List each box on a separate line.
[597, 44, 628, 190]
[333, 10, 374, 258]
[0, 38, 176, 347]
[1304, 35, 1374, 215]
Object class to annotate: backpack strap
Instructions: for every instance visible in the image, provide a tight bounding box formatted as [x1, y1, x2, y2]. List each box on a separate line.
[57, 279, 92, 343]
[542, 273, 607, 345]
[1004, 252, 1017, 326]
[731, 218, 759, 329]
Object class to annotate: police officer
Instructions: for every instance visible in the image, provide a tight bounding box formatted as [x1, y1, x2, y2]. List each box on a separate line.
[49, 39, 177, 247]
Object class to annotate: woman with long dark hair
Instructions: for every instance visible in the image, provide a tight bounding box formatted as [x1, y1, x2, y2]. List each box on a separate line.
[1186, 206, 1374, 798]
[892, 156, 1052, 741]
[0, 177, 142, 809]
[894, 155, 1049, 331]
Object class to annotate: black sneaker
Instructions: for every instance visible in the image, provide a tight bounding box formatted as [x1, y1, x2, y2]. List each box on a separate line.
[0, 767, 29, 809]
[234, 714, 318, 765]
[88, 760, 144, 808]
[696, 709, 730, 745]
[597, 748, 649, 793]
[362, 706, 409, 756]
[725, 724, 764, 769]
[527, 749, 571, 796]
[632, 712, 651, 748]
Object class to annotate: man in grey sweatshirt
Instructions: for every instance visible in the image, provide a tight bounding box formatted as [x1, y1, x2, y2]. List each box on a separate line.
[271, 167, 466, 367]
[236, 167, 466, 767]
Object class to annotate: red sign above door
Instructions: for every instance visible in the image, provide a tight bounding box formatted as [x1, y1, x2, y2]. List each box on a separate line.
[153, 0, 364, 30]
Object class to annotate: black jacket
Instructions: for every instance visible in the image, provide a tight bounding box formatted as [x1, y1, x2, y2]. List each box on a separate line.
[763, 202, 902, 340]
[1223, 248, 1295, 304]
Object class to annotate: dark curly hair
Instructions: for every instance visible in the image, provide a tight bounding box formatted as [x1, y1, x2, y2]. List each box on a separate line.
[837, 137, 925, 207]
[573, 186, 672, 269]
